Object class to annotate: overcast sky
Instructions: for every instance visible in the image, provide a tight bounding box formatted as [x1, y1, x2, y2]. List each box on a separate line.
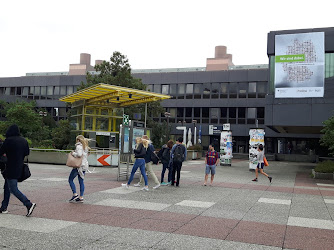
[0, 0, 331, 77]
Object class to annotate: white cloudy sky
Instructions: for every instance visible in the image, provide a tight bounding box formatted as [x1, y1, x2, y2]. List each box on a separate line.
[0, 0, 331, 77]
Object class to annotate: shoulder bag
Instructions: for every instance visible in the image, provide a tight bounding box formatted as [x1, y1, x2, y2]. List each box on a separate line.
[18, 158, 31, 182]
[66, 153, 83, 168]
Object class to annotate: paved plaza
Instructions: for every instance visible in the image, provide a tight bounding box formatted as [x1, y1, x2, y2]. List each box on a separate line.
[1, 159, 334, 249]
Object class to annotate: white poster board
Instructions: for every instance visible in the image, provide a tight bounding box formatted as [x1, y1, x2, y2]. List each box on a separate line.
[249, 129, 265, 169]
[220, 131, 232, 165]
[274, 32, 324, 98]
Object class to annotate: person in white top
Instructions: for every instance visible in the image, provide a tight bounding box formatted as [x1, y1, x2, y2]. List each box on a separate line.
[252, 144, 272, 183]
[68, 135, 90, 203]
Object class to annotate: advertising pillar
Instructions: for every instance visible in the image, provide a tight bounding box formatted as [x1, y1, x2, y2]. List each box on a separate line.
[249, 129, 265, 170]
[220, 130, 232, 166]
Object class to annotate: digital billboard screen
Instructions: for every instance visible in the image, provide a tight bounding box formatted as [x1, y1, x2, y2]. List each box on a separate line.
[274, 32, 324, 98]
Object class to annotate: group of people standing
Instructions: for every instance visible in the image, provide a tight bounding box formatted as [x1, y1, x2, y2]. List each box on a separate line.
[122, 136, 187, 190]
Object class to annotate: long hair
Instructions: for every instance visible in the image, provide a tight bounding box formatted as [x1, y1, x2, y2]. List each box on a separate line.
[76, 135, 91, 151]
[167, 140, 174, 149]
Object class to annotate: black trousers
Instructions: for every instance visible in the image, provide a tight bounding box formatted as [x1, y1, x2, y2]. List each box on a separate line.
[171, 161, 182, 186]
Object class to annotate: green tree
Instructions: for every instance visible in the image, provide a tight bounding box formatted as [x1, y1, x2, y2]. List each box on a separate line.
[321, 115, 334, 155]
[51, 119, 72, 149]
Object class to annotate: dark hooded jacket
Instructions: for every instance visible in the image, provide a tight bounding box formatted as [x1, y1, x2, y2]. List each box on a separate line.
[0, 125, 29, 179]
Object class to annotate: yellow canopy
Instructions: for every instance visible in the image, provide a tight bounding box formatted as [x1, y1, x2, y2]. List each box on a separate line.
[59, 83, 171, 107]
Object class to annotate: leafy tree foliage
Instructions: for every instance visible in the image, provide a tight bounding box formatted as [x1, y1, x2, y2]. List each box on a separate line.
[321, 116, 334, 155]
[51, 119, 71, 149]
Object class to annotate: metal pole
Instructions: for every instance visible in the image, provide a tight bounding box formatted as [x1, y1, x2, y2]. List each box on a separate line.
[145, 103, 147, 128]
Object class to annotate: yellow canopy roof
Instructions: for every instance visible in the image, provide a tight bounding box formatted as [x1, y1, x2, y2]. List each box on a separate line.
[59, 83, 171, 107]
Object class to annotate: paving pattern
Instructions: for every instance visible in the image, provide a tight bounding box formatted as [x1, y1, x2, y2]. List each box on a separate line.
[1, 159, 334, 249]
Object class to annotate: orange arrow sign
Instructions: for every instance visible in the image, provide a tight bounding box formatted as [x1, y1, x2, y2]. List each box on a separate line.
[98, 155, 110, 166]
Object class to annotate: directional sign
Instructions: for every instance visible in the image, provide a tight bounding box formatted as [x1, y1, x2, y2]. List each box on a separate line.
[97, 155, 110, 166]
[123, 114, 129, 126]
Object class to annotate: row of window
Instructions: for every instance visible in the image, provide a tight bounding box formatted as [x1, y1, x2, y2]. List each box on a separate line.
[147, 82, 267, 99]
[152, 107, 265, 125]
[0, 86, 78, 100]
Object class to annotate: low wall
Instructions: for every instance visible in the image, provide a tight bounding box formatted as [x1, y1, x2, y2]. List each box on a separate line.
[29, 150, 69, 165]
[275, 154, 319, 163]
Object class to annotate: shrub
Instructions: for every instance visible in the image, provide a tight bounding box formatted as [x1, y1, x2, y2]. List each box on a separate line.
[187, 144, 203, 151]
[314, 161, 334, 173]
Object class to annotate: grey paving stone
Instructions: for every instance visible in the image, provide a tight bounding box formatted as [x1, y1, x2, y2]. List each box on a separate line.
[100, 228, 168, 248]
[152, 233, 282, 250]
[289, 205, 332, 220]
[162, 205, 207, 215]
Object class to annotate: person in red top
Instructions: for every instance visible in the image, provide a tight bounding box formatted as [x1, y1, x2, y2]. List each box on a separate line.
[204, 145, 219, 186]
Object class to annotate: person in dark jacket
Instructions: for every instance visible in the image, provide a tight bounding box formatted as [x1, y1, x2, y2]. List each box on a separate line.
[121, 137, 149, 191]
[159, 140, 174, 185]
[0, 124, 36, 216]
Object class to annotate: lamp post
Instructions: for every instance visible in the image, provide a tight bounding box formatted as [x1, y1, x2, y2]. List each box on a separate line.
[192, 119, 197, 145]
[164, 112, 171, 140]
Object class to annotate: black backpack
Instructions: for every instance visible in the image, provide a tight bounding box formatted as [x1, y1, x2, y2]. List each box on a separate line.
[151, 151, 159, 164]
[162, 147, 170, 161]
[173, 145, 183, 163]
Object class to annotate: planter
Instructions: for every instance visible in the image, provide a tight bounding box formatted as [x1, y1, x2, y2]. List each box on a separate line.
[187, 150, 201, 160]
[312, 169, 334, 180]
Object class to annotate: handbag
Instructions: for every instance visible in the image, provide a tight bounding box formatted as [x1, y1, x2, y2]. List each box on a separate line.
[66, 153, 82, 168]
[264, 156, 269, 167]
[18, 158, 31, 182]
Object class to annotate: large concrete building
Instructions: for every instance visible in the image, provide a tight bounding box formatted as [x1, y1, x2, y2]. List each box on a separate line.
[0, 27, 333, 156]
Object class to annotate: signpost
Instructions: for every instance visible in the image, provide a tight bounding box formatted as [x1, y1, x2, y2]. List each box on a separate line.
[123, 114, 129, 126]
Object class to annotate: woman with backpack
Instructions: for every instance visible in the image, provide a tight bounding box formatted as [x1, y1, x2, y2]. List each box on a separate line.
[159, 140, 174, 185]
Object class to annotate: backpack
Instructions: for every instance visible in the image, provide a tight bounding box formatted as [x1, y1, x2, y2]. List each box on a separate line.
[162, 147, 170, 161]
[173, 145, 183, 163]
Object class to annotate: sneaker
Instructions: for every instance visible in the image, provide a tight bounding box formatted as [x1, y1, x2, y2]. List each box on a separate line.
[121, 183, 129, 188]
[69, 194, 79, 203]
[0, 207, 8, 214]
[26, 203, 36, 217]
[203, 183, 207, 186]
[74, 198, 84, 203]
[268, 177, 272, 183]
[166, 182, 171, 186]
[160, 182, 168, 186]
[252, 178, 258, 182]
[141, 187, 149, 191]
[153, 184, 160, 189]
[134, 183, 141, 187]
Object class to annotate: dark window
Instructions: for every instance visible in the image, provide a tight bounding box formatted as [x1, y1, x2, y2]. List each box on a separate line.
[210, 108, 219, 124]
[239, 83, 247, 98]
[229, 107, 236, 124]
[257, 107, 265, 124]
[194, 108, 200, 117]
[202, 107, 209, 118]
[220, 83, 228, 99]
[248, 82, 256, 98]
[238, 107, 246, 124]
[194, 84, 202, 99]
[211, 83, 219, 99]
[247, 108, 256, 124]
[186, 84, 193, 99]
[170, 84, 177, 99]
[229, 83, 237, 98]
[185, 107, 192, 117]
[41, 86, 46, 99]
[177, 84, 185, 99]
[177, 107, 184, 118]
[220, 107, 227, 123]
[16, 87, 22, 95]
[257, 82, 266, 98]
[203, 83, 211, 99]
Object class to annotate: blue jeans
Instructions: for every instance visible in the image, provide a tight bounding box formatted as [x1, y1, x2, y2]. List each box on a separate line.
[1, 179, 32, 209]
[127, 159, 148, 186]
[161, 162, 172, 183]
[68, 168, 85, 196]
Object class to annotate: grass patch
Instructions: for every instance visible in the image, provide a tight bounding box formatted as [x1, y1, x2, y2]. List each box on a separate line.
[314, 161, 334, 173]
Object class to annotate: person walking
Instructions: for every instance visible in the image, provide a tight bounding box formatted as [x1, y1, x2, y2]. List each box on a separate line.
[252, 144, 272, 183]
[0, 124, 36, 216]
[171, 137, 187, 187]
[68, 135, 91, 203]
[122, 137, 149, 191]
[204, 144, 219, 186]
[159, 140, 174, 185]
[134, 135, 160, 189]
